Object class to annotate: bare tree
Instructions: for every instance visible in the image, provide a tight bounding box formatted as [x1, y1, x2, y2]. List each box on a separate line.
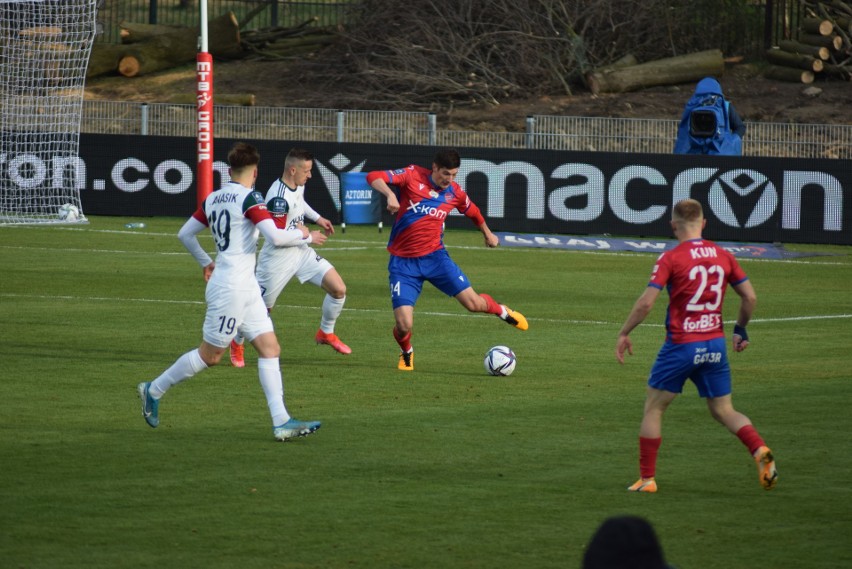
[297, 0, 754, 110]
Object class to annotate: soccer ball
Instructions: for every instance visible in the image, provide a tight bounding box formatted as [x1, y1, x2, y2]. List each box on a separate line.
[58, 203, 80, 222]
[484, 345, 516, 376]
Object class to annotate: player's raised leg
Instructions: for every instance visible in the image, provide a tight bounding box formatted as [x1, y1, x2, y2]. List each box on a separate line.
[137, 345, 212, 429]
[314, 268, 351, 354]
[707, 395, 778, 490]
[459, 290, 529, 331]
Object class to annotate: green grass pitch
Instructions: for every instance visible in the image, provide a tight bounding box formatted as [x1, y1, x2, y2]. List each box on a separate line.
[1, 217, 851, 568]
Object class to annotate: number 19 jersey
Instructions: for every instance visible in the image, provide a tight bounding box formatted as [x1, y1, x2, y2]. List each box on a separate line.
[648, 238, 748, 344]
[196, 181, 270, 290]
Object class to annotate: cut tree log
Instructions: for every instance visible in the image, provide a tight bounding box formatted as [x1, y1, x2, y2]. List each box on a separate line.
[120, 12, 242, 59]
[116, 13, 242, 77]
[798, 33, 844, 50]
[801, 18, 834, 35]
[119, 22, 186, 43]
[765, 48, 824, 71]
[764, 65, 815, 83]
[778, 40, 830, 60]
[86, 43, 128, 78]
[88, 12, 243, 79]
[585, 49, 724, 95]
[167, 93, 256, 106]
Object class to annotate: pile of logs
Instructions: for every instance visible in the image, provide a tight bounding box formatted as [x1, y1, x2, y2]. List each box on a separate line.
[87, 11, 336, 85]
[764, 3, 852, 83]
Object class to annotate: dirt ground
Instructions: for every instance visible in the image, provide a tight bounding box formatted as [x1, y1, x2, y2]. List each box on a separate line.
[84, 59, 852, 131]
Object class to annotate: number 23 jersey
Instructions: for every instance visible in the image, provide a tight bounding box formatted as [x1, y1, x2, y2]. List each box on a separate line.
[649, 238, 748, 344]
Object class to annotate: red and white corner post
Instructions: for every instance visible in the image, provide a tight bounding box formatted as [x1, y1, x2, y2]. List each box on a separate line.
[196, 0, 213, 206]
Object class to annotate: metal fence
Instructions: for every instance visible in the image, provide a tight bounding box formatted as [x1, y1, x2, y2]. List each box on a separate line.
[96, 0, 352, 43]
[96, 1, 802, 58]
[80, 100, 852, 159]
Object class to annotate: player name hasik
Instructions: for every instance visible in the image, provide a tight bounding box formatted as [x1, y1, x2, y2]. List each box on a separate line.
[210, 192, 239, 205]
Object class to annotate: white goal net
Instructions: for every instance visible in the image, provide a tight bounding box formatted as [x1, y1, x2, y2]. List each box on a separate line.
[0, 0, 99, 225]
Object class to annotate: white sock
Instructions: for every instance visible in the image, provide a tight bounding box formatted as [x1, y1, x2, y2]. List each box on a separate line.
[320, 294, 345, 333]
[258, 357, 290, 426]
[499, 305, 508, 320]
[232, 331, 244, 346]
[149, 349, 207, 399]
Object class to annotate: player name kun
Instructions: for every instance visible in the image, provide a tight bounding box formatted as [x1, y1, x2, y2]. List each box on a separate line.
[690, 246, 718, 259]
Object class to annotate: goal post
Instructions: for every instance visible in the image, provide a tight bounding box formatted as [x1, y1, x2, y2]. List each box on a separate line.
[0, 0, 99, 225]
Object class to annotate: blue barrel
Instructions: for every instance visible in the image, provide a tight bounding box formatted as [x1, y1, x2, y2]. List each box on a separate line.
[340, 172, 381, 225]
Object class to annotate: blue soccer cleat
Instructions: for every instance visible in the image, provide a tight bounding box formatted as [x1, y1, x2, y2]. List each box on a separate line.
[137, 382, 159, 428]
[273, 418, 321, 442]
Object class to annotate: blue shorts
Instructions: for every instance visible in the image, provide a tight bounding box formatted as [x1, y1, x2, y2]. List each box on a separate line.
[388, 250, 471, 309]
[647, 337, 732, 398]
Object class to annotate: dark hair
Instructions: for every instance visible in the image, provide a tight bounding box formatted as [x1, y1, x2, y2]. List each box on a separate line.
[286, 147, 314, 164]
[583, 516, 668, 569]
[227, 142, 260, 171]
[433, 148, 461, 169]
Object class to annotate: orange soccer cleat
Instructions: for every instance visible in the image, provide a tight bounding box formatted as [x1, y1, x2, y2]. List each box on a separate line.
[315, 330, 352, 355]
[398, 350, 414, 371]
[754, 446, 778, 490]
[502, 306, 529, 331]
[229, 339, 245, 368]
[627, 478, 658, 493]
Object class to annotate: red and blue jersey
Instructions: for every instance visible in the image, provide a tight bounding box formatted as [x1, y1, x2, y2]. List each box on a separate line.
[649, 238, 748, 343]
[366, 165, 485, 258]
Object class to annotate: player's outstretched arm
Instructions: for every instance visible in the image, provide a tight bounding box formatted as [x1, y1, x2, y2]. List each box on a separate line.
[256, 218, 310, 247]
[731, 279, 756, 352]
[479, 222, 499, 248]
[615, 286, 661, 364]
[178, 215, 214, 271]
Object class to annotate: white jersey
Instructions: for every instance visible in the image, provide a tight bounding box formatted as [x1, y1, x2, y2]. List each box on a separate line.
[258, 178, 321, 261]
[201, 181, 268, 290]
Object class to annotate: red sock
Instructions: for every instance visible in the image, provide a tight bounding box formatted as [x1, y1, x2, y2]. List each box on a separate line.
[735, 425, 766, 455]
[479, 293, 503, 315]
[393, 326, 412, 352]
[639, 437, 662, 479]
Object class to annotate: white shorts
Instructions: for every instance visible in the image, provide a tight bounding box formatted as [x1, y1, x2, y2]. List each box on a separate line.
[202, 281, 274, 348]
[256, 246, 333, 309]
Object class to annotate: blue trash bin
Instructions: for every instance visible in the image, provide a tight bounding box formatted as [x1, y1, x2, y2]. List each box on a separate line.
[340, 172, 382, 233]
